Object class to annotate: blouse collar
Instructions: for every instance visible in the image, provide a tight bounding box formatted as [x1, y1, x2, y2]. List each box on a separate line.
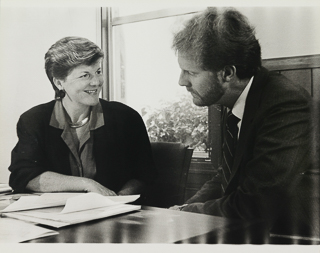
[49, 100, 104, 130]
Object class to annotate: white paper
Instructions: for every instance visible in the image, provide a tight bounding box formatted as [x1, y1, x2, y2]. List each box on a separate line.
[3, 204, 141, 228]
[1, 192, 141, 228]
[108, 195, 141, 204]
[1, 192, 83, 212]
[61, 192, 117, 213]
[2, 192, 140, 213]
[0, 217, 58, 243]
[3, 212, 70, 228]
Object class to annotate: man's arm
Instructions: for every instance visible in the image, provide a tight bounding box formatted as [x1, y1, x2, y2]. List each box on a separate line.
[169, 170, 222, 210]
[185, 170, 222, 204]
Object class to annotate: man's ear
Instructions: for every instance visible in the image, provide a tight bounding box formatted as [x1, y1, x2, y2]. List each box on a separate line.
[222, 65, 236, 82]
[53, 77, 63, 90]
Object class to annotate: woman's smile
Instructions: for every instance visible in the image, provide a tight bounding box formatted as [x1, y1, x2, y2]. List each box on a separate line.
[84, 89, 99, 95]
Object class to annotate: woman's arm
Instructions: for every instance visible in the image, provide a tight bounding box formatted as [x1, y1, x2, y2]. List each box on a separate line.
[26, 171, 117, 196]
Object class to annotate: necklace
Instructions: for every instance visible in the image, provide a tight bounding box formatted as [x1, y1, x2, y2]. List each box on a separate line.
[69, 116, 89, 128]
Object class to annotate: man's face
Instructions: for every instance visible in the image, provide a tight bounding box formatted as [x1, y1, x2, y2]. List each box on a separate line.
[178, 52, 225, 107]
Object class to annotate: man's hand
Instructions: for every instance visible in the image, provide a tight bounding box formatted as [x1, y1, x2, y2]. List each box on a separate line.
[169, 203, 205, 213]
[168, 204, 188, 211]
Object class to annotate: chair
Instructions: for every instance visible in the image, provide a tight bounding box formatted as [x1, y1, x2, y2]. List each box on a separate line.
[142, 142, 193, 208]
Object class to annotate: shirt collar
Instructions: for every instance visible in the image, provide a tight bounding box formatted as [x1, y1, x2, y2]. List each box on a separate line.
[231, 76, 254, 121]
[50, 100, 104, 130]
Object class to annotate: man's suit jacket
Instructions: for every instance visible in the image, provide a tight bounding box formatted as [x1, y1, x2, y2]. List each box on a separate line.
[184, 67, 312, 231]
[9, 99, 156, 193]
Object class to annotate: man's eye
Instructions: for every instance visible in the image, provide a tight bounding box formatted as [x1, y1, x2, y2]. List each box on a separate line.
[188, 71, 196, 76]
[96, 70, 102, 75]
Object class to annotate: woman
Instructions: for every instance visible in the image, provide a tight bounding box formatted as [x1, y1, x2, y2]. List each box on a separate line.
[8, 36, 156, 196]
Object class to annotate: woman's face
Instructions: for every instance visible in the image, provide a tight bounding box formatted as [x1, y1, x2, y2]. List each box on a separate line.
[55, 59, 104, 108]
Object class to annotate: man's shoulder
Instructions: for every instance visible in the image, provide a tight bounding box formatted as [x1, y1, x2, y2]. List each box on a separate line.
[259, 69, 311, 104]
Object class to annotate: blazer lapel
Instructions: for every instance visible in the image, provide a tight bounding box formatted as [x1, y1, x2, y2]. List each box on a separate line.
[92, 103, 116, 175]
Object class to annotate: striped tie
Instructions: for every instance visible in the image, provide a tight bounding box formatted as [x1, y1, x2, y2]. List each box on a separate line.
[221, 111, 240, 192]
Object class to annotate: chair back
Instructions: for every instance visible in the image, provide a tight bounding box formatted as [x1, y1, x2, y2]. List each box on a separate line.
[143, 142, 193, 208]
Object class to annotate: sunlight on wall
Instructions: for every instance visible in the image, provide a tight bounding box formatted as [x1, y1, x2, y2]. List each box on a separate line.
[238, 7, 320, 59]
[0, 7, 99, 183]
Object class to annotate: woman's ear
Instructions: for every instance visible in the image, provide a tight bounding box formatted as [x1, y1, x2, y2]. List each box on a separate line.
[53, 77, 63, 90]
[222, 65, 236, 82]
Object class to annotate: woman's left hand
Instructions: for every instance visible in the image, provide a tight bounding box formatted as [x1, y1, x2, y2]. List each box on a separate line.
[82, 178, 117, 196]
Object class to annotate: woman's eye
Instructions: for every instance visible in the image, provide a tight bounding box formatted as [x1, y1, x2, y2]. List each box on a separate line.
[80, 73, 90, 79]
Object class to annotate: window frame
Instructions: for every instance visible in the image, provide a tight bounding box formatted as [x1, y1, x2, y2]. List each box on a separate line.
[100, 7, 214, 160]
[101, 7, 205, 101]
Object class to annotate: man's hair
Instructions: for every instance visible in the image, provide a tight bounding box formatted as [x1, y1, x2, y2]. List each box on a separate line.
[172, 7, 261, 79]
[45, 36, 104, 99]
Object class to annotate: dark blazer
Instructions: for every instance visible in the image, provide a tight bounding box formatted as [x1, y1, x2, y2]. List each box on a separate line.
[9, 99, 156, 193]
[184, 67, 312, 231]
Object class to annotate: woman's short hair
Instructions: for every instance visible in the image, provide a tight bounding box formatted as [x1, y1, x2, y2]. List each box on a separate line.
[45, 36, 104, 99]
[172, 7, 261, 79]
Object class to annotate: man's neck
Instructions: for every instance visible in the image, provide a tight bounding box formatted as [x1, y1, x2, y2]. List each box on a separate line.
[220, 78, 250, 109]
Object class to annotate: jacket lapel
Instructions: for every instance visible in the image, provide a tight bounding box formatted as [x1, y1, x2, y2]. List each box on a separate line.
[92, 102, 115, 175]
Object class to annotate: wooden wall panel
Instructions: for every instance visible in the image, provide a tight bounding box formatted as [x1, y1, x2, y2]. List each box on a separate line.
[280, 69, 312, 95]
[262, 55, 320, 71]
[313, 68, 320, 100]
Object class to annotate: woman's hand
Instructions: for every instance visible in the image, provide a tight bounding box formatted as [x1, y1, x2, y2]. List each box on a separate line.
[26, 171, 117, 196]
[82, 178, 117, 196]
[117, 179, 144, 196]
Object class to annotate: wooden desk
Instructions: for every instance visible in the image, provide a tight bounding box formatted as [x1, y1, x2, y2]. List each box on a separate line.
[23, 206, 268, 243]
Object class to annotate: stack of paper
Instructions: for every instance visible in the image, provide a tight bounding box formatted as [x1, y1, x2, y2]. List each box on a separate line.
[0, 184, 12, 194]
[1, 193, 141, 228]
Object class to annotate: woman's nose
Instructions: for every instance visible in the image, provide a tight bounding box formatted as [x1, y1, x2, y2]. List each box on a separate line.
[91, 75, 103, 86]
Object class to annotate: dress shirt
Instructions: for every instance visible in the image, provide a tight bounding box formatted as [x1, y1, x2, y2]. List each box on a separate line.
[231, 76, 254, 137]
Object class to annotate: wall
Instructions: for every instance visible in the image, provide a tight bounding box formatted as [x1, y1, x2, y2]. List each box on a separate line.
[0, 6, 100, 183]
[0, 5, 319, 184]
[238, 6, 320, 59]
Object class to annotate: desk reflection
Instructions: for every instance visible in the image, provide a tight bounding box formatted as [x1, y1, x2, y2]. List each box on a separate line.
[25, 206, 268, 244]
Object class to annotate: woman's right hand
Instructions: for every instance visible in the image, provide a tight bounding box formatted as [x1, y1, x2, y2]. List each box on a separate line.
[82, 178, 117, 196]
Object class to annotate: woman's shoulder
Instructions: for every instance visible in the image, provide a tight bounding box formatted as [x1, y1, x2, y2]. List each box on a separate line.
[19, 100, 56, 122]
[99, 99, 140, 116]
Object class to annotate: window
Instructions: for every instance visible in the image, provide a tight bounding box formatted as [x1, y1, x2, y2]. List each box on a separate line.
[103, 7, 211, 159]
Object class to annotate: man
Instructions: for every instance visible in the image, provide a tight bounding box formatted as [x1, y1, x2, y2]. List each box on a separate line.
[170, 7, 313, 234]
